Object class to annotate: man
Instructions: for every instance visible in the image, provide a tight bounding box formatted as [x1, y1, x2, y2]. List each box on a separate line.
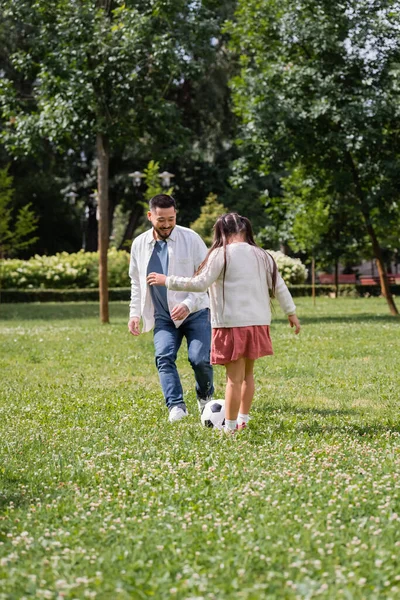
[128, 194, 214, 422]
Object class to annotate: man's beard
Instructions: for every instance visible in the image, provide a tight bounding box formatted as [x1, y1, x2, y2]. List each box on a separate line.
[154, 225, 175, 240]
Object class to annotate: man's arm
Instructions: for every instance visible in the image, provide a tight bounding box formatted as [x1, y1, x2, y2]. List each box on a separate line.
[128, 317, 140, 336]
[128, 242, 141, 335]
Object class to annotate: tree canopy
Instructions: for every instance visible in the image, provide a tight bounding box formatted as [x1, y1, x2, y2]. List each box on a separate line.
[228, 0, 400, 313]
[1, 0, 400, 317]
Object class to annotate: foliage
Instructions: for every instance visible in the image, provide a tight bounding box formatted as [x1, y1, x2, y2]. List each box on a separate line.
[143, 161, 174, 205]
[190, 193, 228, 246]
[1, 248, 130, 289]
[282, 169, 331, 254]
[260, 166, 369, 271]
[110, 203, 130, 250]
[130, 160, 175, 238]
[5, 283, 400, 302]
[268, 250, 308, 285]
[0, 166, 38, 258]
[0, 0, 276, 257]
[1, 298, 400, 598]
[1, 288, 130, 303]
[111, 160, 174, 248]
[1, 1, 203, 151]
[228, 0, 400, 296]
[0, 0, 238, 255]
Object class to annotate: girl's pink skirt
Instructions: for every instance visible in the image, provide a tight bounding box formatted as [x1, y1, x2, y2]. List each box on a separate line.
[211, 325, 273, 365]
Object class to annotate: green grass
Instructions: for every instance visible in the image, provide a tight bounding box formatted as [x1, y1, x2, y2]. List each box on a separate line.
[0, 297, 400, 599]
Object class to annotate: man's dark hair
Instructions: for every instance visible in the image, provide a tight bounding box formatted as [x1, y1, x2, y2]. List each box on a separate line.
[149, 194, 176, 211]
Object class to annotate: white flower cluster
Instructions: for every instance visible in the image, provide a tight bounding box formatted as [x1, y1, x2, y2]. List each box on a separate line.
[267, 250, 308, 285]
[1, 249, 130, 289]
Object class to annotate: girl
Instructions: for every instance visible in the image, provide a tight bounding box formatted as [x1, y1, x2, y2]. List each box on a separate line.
[147, 213, 300, 434]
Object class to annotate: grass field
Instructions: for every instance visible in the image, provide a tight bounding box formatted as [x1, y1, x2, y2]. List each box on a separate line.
[1, 297, 400, 599]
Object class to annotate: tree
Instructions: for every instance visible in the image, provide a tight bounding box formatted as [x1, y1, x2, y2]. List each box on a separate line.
[0, 0, 226, 322]
[0, 166, 38, 258]
[284, 167, 370, 296]
[190, 193, 228, 246]
[229, 0, 400, 315]
[0, 166, 38, 301]
[113, 160, 174, 249]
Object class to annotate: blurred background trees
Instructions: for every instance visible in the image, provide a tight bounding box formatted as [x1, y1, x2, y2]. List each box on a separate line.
[227, 0, 400, 313]
[1, 0, 399, 312]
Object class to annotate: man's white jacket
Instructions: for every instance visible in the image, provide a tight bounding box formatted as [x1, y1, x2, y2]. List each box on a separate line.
[129, 225, 210, 332]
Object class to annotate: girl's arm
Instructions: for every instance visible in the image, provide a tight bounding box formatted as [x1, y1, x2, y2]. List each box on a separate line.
[264, 252, 300, 332]
[288, 313, 301, 334]
[147, 249, 224, 292]
[273, 271, 297, 314]
[274, 275, 301, 334]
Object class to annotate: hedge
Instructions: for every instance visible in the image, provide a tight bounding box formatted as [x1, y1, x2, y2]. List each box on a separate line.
[0, 249, 130, 290]
[288, 284, 400, 297]
[2, 284, 399, 303]
[0, 288, 131, 303]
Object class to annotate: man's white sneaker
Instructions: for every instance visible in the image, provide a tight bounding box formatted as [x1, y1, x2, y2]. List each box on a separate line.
[169, 406, 188, 423]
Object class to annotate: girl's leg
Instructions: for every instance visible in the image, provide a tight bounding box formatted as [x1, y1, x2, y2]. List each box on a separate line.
[239, 358, 255, 415]
[224, 358, 246, 422]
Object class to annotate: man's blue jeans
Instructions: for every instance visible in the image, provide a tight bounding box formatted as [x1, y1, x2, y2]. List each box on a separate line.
[153, 308, 214, 410]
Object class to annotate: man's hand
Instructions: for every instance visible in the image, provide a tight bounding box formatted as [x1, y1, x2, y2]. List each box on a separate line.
[288, 314, 301, 335]
[170, 303, 190, 321]
[128, 317, 140, 336]
[147, 272, 167, 286]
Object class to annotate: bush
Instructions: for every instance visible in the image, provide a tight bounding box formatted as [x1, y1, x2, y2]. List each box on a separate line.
[190, 194, 228, 246]
[0, 248, 130, 290]
[2, 284, 399, 303]
[1, 288, 131, 303]
[288, 284, 400, 297]
[268, 250, 308, 285]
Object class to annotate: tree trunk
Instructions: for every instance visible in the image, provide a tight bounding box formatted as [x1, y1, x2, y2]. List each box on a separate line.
[97, 132, 110, 324]
[98, 0, 114, 14]
[280, 242, 290, 255]
[0, 255, 3, 306]
[334, 260, 339, 298]
[362, 222, 397, 315]
[311, 256, 316, 307]
[118, 204, 143, 250]
[84, 201, 98, 251]
[346, 152, 398, 316]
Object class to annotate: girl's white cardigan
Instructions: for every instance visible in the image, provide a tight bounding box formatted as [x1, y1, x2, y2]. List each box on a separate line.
[166, 242, 296, 328]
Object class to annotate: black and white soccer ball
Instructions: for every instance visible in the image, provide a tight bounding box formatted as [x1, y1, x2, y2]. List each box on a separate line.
[201, 399, 226, 429]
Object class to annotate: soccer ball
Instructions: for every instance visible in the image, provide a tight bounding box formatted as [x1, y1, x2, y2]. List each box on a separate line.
[201, 399, 226, 429]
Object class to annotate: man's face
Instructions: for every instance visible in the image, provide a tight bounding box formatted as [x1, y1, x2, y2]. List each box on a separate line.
[147, 206, 177, 240]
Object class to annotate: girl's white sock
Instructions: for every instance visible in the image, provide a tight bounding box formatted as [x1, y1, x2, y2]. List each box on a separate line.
[224, 419, 237, 432]
[237, 413, 249, 425]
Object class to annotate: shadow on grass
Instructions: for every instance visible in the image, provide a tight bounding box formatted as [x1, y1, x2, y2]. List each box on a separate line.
[256, 404, 357, 417]
[254, 403, 400, 438]
[298, 422, 400, 437]
[0, 302, 128, 321]
[275, 314, 399, 325]
[2, 302, 399, 324]
[0, 472, 32, 511]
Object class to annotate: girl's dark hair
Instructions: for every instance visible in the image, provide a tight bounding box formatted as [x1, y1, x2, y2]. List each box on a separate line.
[149, 194, 176, 211]
[195, 212, 277, 298]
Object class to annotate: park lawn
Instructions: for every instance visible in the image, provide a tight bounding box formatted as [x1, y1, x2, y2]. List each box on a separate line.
[0, 297, 400, 600]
